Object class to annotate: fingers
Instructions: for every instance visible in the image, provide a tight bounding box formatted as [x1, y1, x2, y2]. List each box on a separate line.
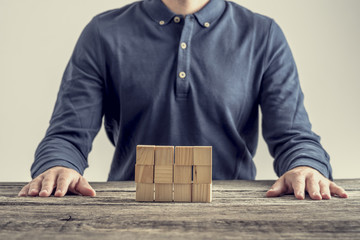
[18, 183, 30, 197]
[54, 173, 72, 197]
[17, 166, 86, 198]
[319, 180, 331, 200]
[266, 177, 287, 197]
[27, 177, 43, 196]
[74, 177, 96, 197]
[305, 175, 322, 200]
[39, 173, 57, 197]
[291, 175, 306, 200]
[330, 182, 348, 198]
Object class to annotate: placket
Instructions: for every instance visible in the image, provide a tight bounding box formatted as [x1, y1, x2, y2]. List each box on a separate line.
[175, 15, 195, 99]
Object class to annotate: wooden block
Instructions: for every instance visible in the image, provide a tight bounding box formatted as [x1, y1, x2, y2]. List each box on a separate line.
[192, 183, 212, 203]
[174, 184, 192, 202]
[136, 145, 155, 165]
[154, 165, 173, 183]
[175, 146, 193, 165]
[136, 183, 154, 202]
[193, 146, 212, 166]
[135, 164, 154, 183]
[193, 165, 212, 184]
[155, 146, 174, 165]
[174, 166, 192, 183]
[155, 183, 173, 202]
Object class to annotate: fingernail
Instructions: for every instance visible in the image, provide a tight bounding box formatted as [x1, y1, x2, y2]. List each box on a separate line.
[30, 189, 37, 193]
[40, 190, 48, 194]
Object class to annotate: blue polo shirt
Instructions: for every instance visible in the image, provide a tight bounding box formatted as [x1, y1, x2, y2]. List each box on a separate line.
[31, 0, 333, 180]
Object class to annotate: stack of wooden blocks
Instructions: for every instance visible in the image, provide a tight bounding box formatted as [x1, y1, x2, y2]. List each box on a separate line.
[135, 145, 212, 202]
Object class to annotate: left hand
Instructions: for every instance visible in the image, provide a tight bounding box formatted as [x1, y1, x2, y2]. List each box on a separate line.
[266, 166, 348, 200]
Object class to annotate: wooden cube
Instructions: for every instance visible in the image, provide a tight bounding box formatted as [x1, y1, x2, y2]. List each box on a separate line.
[174, 184, 192, 202]
[175, 146, 193, 165]
[155, 146, 174, 165]
[174, 166, 192, 183]
[154, 165, 173, 183]
[193, 146, 212, 166]
[155, 183, 173, 202]
[136, 183, 154, 202]
[192, 183, 212, 203]
[136, 145, 155, 165]
[135, 164, 154, 183]
[193, 165, 212, 184]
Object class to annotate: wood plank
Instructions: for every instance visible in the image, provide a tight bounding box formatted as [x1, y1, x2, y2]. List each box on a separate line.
[193, 165, 212, 184]
[155, 146, 174, 165]
[173, 165, 192, 183]
[0, 179, 359, 240]
[155, 183, 173, 202]
[193, 146, 212, 166]
[174, 184, 192, 202]
[175, 146, 193, 165]
[135, 183, 154, 201]
[192, 183, 212, 202]
[136, 145, 155, 165]
[134, 164, 154, 183]
[154, 165, 173, 183]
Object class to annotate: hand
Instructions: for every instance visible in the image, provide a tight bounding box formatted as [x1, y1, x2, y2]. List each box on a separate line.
[18, 166, 96, 197]
[266, 166, 348, 200]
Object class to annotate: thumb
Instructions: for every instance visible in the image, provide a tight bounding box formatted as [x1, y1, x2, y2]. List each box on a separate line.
[75, 177, 96, 197]
[266, 177, 286, 197]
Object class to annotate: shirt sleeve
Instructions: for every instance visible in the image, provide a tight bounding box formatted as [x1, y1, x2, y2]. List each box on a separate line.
[31, 17, 105, 178]
[259, 20, 333, 180]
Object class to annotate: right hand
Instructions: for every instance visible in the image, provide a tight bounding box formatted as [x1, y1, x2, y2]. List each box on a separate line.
[18, 166, 96, 197]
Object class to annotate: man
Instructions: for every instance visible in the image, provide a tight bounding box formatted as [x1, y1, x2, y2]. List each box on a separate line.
[19, 0, 348, 200]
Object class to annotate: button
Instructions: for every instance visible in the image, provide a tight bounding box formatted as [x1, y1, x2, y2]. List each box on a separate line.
[181, 42, 187, 49]
[174, 16, 181, 23]
[204, 22, 210, 28]
[179, 72, 186, 79]
[159, 20, 165, 25]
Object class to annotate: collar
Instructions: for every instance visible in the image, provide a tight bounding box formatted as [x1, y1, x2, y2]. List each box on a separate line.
[143, 0, 226, 27]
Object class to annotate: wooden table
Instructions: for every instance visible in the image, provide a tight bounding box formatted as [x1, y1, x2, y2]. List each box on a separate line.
[0, 180, 359, 240]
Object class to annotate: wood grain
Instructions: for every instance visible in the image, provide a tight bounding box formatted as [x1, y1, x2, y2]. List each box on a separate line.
[175, 146, 193, 165]
[0, 179, 359, 240]
[193, 165, 212, 184]
[155, 146, 174, 165]
[173, 166, 192, 183]
[193, 146, 212, 166]
[192, 183, 212, 202]
[136, 145, 155, 165]
[134, 165, 153, 183]
[174, 184, 192, 202]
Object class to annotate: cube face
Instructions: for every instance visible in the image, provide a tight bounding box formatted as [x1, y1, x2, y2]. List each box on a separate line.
[155, 184, 173, 202]
[175, 146, 193, 165]
[136, 145, 155, 165]
[174, 166, 192, 183]
[192, 184, 212, 203]
[155, 146, 174, 165]
[193, 146, 212, 166]
[136, 183, 154, 202]
[193, 165, 212, 184]
[135, 165, 154, 183]
[174, 184, 192, 202]
[154, 165, 173, 183]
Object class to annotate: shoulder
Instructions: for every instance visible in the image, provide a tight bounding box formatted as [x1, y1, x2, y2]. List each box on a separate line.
[225, 1, 274, 32]
[90, 1, 143, 28]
